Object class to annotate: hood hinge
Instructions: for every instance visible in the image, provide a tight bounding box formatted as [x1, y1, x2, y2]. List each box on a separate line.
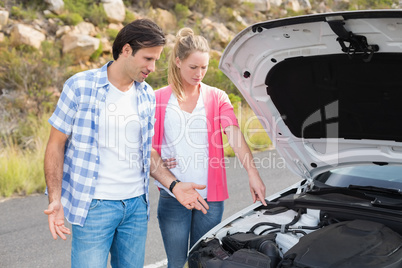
[327, 20, 379, 62]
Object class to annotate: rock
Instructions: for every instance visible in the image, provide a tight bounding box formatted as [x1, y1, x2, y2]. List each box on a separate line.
[285, 0, 301, 12]
[56, 25, 71, 38]
[332, 0, 350, 10]
[43, 10, 53, 17]
[61, 33, 100, 61]
[201, 18, 235, 49]
[241, 0, 311, 12]
[101, 0, 126, 23]
[0, 10, 9, 30]
[270, 0, 283, 6]
[165, 33, 176, 50]
[10, 24, 46, 49]
[45, 0, 64, 15]
[100, 37, 112, 53]
[150, 8, 177, 33]
[242, 0, 270, 12]
[299, 0, 312, 9]
[108, 23, 124, 31]
[73, 21, 97, 36]
[232, 10, 248, 28]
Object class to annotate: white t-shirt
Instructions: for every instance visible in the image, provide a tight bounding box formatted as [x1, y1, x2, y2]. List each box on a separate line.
[155, 92, 209, 198]
[93, 82, 145, 200]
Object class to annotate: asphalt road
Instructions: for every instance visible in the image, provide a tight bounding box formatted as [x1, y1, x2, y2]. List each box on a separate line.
[0, 149, 300, 268]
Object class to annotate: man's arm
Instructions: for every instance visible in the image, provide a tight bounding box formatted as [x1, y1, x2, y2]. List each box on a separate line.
[43, 127, 71, 240]
[150, 148, 209, 214]
[225, 125, 267, 206]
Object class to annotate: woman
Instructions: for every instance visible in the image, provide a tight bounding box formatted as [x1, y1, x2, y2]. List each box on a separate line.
[152, 28, 267, 268]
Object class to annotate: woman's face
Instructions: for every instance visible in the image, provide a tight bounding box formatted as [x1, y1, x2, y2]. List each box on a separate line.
[176, 51, 209, 88]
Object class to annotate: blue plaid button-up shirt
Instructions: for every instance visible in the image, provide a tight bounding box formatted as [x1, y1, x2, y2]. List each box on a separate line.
[49, 61, 155, 226]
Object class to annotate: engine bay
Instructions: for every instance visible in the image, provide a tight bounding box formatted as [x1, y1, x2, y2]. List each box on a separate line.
[188, 192, 402, 268]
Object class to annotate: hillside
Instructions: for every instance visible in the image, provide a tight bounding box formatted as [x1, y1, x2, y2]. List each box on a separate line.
[0, 0, 400, 124]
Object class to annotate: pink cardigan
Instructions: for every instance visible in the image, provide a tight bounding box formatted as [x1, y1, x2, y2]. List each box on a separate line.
[152, 83, 239, 201]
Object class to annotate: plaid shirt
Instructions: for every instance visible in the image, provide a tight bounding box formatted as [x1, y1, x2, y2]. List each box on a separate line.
[49, 61, 155, 226]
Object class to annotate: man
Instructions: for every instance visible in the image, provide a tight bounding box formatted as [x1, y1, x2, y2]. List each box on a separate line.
[44, 19, 209, 268]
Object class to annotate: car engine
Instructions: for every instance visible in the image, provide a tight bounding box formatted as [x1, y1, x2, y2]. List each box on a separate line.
[188, 201, 402, 268]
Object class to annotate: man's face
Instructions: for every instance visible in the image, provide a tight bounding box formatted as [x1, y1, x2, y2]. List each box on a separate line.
[124, 45, 164, 83]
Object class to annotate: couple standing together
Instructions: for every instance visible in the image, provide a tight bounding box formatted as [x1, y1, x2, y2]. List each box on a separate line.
[44, 19, 267, 268]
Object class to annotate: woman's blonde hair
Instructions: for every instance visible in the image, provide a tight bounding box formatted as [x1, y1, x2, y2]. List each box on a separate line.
[168, 27, 210, 101]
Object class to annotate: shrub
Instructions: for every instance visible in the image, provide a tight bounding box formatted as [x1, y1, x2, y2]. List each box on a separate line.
[222, 104, 272, 157]
[148, 47, 169, 90]
[203, 57, 241, 98]
[59, 12, 83, 25]
[0, 113, 50, 197]
[228, 93, 242, 110]
[10, 5, 37, 21]
[0, 41, 72, 117]
[106, 28, 119, 42]
[87, 3, 108, 28]
[175, 3, 191, 20]
[193, 0, 216, 16]
[124, 10, 136, 25]
[90, 41, 103, 61]
[63, 0, 108, 26]
[348, 0, 398, 9]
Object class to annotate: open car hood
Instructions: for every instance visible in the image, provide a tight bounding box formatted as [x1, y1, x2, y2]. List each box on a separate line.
[219, 10, 402, 180]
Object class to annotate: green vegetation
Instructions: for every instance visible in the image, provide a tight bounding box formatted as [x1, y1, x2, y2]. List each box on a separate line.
[106, 28, 119, 42]
[146, 47, 169, 90]
[10, 5, 37, 21]
[59, 12, 83, 25]
[348, 0, 398, 9]
[0, 41, 73, 117]
[223, 104, 272, 157]
[0, 114, 49, 197]
[174, 3, 191, 28]
[124, 10, 136, 25]
[63, 0, 108, 27]
[0, 39, 73, 198]
[203, 57, 240, 97]
[90, 41, 103, 61]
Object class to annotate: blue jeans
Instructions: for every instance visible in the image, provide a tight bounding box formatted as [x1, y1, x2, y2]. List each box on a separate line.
[157, 189, 224, 268]
[71, 195, 148, 268]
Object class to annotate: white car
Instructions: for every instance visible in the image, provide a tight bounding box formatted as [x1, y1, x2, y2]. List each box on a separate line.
[187, 10, 402, 268]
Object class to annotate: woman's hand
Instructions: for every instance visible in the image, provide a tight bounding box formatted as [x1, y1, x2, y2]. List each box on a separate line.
[163, 157, 177, 169]
[248, 173, 267, 206]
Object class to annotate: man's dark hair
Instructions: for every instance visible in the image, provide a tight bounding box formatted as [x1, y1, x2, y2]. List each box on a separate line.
[112, 19, 166, 60]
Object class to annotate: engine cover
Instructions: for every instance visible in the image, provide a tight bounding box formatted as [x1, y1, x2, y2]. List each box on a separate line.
[279, 219, 402, 268]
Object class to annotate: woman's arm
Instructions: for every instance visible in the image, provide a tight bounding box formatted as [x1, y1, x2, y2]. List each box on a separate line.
[225, 125, 267, 206]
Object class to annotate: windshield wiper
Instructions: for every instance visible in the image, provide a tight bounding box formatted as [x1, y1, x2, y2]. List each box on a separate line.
[348, 185, 402, 196]
[371, 198, 402, 209]
[307, 185, 373, 200]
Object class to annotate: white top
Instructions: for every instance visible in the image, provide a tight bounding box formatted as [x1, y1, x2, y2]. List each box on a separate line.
[93, 82, 145, 200]
[155, 92, 209, 198]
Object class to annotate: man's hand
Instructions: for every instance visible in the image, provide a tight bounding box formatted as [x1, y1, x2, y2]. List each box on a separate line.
[44, 201, 71, 240]
[172, 182, 209, 214]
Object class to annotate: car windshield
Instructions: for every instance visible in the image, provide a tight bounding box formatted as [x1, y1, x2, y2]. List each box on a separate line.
[315, 165, 402, 191]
